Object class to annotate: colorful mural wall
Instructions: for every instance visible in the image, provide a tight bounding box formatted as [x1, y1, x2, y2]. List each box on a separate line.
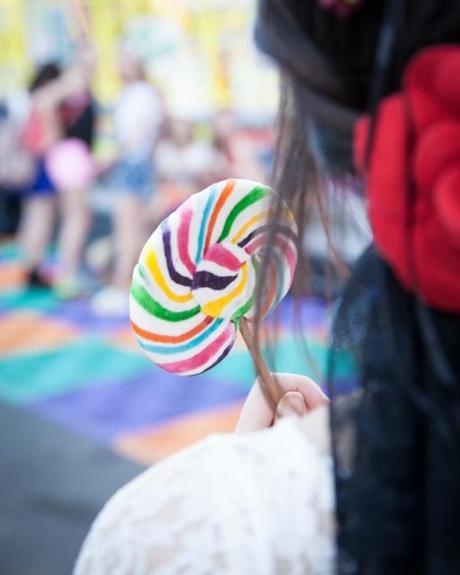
[0, 0, 278, 120]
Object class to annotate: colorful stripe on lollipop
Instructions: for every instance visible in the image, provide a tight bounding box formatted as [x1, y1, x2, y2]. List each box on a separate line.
[130, 178, 297, 376]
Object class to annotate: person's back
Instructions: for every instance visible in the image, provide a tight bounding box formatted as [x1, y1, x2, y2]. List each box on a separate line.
[75, 1, 460, 573]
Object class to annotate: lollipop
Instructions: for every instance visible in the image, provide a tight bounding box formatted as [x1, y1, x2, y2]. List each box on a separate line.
[130, 178, 297, 399]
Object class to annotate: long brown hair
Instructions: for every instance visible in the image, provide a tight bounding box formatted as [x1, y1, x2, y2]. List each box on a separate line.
[255, 1, 460, 572]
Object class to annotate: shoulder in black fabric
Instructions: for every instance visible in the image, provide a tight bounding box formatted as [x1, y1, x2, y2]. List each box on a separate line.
[328, 246, 460, 574]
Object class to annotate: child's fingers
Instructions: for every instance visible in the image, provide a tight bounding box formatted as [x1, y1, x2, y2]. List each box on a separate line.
[235, 379, 274, 433]
[235, 372, 329, 433]
[273, 372, 329, 410]
[275, 391, 308, 421]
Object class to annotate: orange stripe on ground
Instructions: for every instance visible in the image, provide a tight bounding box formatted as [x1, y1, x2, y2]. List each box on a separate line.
[130, 316, 213, 344]
[203, 179, 235, 253]
[110, 327, 139, 352]
[114, 402, 244, 463]
[0, 311, 78, 355]
[0, 263, 26, 290]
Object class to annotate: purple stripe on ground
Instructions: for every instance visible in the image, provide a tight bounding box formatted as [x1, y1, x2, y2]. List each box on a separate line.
[30, 370, 247, 442]
[324, 376, 357, 397]
[48, 299, 129, 333]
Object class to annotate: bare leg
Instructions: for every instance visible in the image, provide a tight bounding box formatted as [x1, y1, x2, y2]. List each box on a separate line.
[112, 194, 146, 291]
[56, 185, 91, 280]
[18, 195, 55, 271]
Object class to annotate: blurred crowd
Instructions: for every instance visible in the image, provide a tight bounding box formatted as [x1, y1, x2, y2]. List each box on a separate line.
[0, 42, 272, 315]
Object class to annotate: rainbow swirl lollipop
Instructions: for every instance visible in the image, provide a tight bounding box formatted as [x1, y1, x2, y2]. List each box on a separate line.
[130, 179, 297, 376]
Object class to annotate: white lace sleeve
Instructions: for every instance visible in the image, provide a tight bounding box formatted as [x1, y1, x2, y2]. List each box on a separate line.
[74, 417, 335, 575]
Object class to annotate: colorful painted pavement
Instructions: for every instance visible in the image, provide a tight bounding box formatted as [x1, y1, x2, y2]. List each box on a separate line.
[0, 241, 353, 465]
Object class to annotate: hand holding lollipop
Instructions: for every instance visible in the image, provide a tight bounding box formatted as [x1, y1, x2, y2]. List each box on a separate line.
[130, 178, 297, 406]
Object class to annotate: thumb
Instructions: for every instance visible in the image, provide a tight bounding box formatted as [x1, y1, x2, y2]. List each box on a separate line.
[275, 391, 308, 421]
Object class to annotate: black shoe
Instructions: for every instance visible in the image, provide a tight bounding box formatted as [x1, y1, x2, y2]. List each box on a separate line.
[26, 268, 52, 289]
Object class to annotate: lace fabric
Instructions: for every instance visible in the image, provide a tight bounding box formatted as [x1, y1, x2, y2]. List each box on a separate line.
[74, 417, 335, 575]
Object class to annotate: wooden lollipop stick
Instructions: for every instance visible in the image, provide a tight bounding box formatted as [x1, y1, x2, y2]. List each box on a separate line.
[239, 317, 284, 408]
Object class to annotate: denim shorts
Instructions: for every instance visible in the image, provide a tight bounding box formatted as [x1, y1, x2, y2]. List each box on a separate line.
[107, 157, 154, 202]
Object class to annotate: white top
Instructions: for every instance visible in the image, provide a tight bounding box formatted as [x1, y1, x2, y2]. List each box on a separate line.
[74, 417, 335, 574]
[114, 81, 162, 160]
[156, 140, 224, 185]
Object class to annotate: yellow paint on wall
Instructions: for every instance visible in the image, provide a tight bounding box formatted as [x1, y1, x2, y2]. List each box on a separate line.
[0, 0, 29, 91]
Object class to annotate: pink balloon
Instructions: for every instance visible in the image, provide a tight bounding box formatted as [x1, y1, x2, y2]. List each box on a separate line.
[45, 138, 95, 192]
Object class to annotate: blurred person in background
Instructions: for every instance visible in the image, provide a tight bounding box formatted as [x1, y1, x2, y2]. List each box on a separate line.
[19, 45, 96, 295]
[212, 108, 265, 182]
[0, 98, 34, 236]
[91, 48, 162, 316]
[153, 116, 226, 219]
